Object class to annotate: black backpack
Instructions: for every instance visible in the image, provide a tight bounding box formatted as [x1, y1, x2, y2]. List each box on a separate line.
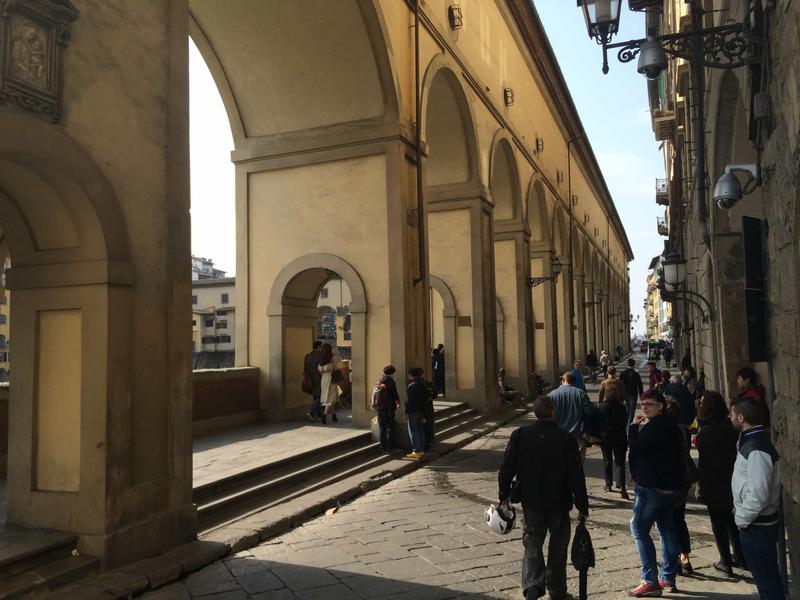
[371, 380, 388, 410]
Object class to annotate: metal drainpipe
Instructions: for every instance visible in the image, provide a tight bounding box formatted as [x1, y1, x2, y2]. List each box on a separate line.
[413, 0, 426, 286]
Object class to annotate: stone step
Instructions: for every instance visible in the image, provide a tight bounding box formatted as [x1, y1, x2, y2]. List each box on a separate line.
[195, 402, 481, 532]
[0, 527, 79, 583]
[0, 554, 98, 599]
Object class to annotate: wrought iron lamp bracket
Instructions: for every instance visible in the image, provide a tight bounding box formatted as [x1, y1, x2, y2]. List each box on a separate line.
[527, 276, 557, 288]
[601, 23, 759, 74]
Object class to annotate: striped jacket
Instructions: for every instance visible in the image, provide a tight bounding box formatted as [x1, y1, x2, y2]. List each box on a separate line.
[732, 425, 781, 528]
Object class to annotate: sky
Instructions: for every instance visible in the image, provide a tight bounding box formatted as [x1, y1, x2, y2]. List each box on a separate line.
[188, 4, 664, 336]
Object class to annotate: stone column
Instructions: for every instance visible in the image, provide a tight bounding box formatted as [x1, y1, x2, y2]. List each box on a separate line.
[573, 273, 587, 363]
[494, 223, 534, 395]
[585, 281, 597, 354]
[428, 187, 498, 412]
[531, 249, 560, 384]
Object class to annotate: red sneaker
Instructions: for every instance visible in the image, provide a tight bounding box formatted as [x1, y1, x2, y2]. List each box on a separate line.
[658, 578, 677, 593]
[628, 581, 663, 597]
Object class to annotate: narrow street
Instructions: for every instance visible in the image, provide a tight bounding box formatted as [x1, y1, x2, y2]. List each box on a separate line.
[141, 362, 759, 600]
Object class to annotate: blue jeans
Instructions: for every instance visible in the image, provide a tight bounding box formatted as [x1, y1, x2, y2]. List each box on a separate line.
[377, 410, 395, 452]
[630, 485, 679, 585]
[625, 395, 637, 425]
[407, 412, 426, 452]
[739, 522, 785, 600]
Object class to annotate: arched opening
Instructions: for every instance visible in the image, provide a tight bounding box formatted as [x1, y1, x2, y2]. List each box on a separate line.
[490, 139, 519, 221]
[429, 276, 457, 398]
[268, 254, 367, 425]
[426, 70, 472, 186]
[553, 207, 571, 370]
[528, 179, 550, 374]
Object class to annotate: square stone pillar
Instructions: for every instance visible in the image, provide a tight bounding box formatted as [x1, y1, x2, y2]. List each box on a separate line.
[530, 249, 560, 385]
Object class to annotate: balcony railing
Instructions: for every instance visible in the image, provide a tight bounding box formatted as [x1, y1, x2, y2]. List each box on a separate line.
[657, 216, 668, 236]
[656, 178, 669, 206]
[652, 109, 676, 142]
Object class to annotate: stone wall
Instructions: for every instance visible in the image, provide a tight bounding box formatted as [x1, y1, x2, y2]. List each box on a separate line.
[761, 2, 800, 592]
[192, 367, 260, 437]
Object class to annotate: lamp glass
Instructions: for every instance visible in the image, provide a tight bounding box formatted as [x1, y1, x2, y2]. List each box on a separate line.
[552, 256, 562, 277]
[578, 0, 622, 40]
[662, 255, 687, 288]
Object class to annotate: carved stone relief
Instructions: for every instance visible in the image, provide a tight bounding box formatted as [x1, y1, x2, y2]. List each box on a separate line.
[0, 0, 78, 122]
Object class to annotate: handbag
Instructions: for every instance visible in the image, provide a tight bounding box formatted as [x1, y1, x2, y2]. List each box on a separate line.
[331, 368, 344, 384]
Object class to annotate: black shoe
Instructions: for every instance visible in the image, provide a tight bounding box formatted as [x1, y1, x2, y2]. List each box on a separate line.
[332, 413, 338, 422]
[713, 561, 733, 577]
[621, 489, 631, 500]
[321, 415, 327, 425]
[604, 483, 613, 492]
[307, 411, 318, 422]
[678, 560, 693, 576]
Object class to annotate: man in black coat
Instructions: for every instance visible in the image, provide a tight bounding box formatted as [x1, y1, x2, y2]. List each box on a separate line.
[619, 358, 643, 426]
[499, 396, 589, 600]
[303, 341, 323, 421]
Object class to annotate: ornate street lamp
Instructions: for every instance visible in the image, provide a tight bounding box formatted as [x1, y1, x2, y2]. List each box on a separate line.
[661, 253, 687, 291]
[576, 0, 760, 75]
[527, 256, 563, 288]
[578, 0, 622, 46]
[585, 289, 606, 307]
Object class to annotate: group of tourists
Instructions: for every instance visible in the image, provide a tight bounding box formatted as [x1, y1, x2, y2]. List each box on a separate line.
[497, 354, 784, 600]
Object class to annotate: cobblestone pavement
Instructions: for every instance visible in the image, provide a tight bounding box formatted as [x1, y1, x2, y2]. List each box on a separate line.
[144, 393, 759, 599]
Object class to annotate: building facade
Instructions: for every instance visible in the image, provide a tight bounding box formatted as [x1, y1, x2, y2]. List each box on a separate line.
[192, 276, 235, 354]
[640, 0, 800, 586]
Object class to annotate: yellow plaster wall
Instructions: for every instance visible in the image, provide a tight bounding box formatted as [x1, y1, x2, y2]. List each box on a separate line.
[430, 288, 445, 348]
[248, 154, 389, 410]
[35, 309, 81, 492]
[494, 239, 519, 376]
[428, 209, 475, 389]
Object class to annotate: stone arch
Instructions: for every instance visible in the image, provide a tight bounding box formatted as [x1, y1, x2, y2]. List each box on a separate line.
[0, 114, 135, 536]
[489, 134, 521, 221]
[267, 253, 367, 422]
[429, 275, 456, 396]
[527, 178, 550, 244]
[421, 61, 480, 186]
[552, 205, 569, 258]
[188, 0, 400, 144]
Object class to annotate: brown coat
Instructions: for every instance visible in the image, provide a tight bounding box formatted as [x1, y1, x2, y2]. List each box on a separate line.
[599, 377, 625, 404]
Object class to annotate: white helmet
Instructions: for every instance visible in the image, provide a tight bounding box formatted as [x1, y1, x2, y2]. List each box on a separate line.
[485, 503, 516, 535]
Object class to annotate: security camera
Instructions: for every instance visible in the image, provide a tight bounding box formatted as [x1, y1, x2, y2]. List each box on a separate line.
[713, 164, 760, 210]
[637, 39, 668, 80]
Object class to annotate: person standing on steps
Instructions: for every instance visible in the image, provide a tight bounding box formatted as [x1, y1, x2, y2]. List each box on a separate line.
[498, 395, 589, 600]
[405, 367, 427, 459]
[432, 344, 445, 397]
[735, 367, 770, 427]
[599, 350, 610, 379]
[620, 358, 644, 426]
[646, 361, 662, 391]
[730, 397, 784, 600]
[373, 365, 400, 453]
[303, 340, 323, 422]
[317, 343, 340, 425]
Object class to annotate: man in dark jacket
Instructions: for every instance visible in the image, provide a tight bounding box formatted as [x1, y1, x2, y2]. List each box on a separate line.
[619, 358, 644, 425]
[405, 367, 427, 458]
[375, 365, 400, 453]
[585, 350, 599, 382]
[499, 396, 589, 600]
[627, 390, 684, 596]
[304, 341, 323, 421]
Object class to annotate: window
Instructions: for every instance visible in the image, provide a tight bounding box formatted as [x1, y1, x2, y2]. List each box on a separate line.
[201, 335, 218, 344]
[215, 320, 228, 329]
[218, 335, 231, 343]
[319, 288, 328, 299]
[204, 318, 214, 327]
[743, 217, 768, 361]
[0, 314, 6, 324]
[216, 309, 226, 316]
[221, 293, 229, 304]
[192, 295, 197, 305]
[0, 352, 7, 362]
[192, 319, 196, 327]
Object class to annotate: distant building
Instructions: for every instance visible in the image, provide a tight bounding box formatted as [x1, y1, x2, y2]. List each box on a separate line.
[192, 277, 235, 354]
[316, 278, 352, 357]
[192, 255, 227, 280]
[644, 255, 671, 341]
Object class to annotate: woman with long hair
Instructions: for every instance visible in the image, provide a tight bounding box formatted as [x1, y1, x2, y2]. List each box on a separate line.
[317, 343, 340, 425]
[695, 390, 745, 576]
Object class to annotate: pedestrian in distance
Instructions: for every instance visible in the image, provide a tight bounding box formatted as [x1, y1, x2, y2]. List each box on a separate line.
[572, 360, 586, 392]
[681, 350, 691, 372]
[620, 358, 644, 426]
[599, 350, 610, 379]
[424, 372, 436, 452]
[405, 367, 427, 459]
[548, 371, 590, 460]
[735, 367, 770, 426]
[317, 343, 340, 425]
[627, 389, 684, 597]
[585, 350, 599, 382]
[598, 370, 630, 500]
[646, 361, 662, 391]
[303, 340, 323, 422]
[498, 395, 589, 600]
[371, 365, 400, 453]
[730, 397, 785, 600]
[681, 366, 698, 399]
[663, 345, 674, 368]
[431, 343, 445, 396]
[694, 390, 745, 577]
